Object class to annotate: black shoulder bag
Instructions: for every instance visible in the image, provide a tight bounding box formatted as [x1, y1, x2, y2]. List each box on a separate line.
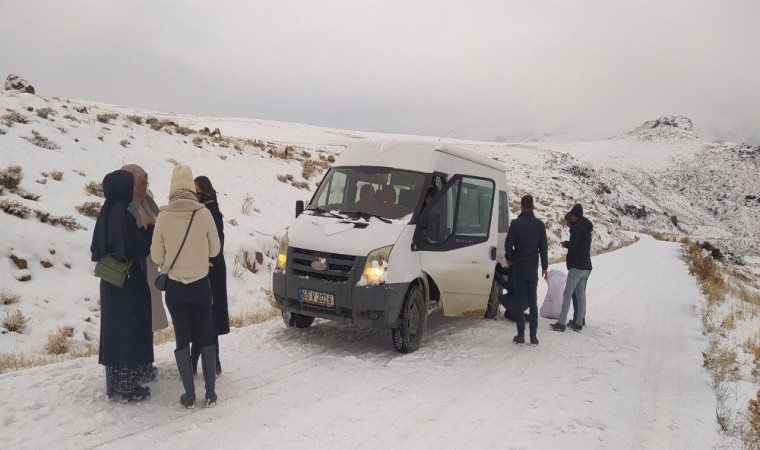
[155, 210, 197, 291]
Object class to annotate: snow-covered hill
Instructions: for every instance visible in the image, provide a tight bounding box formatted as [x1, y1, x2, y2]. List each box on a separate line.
[1, 90, 758, 357]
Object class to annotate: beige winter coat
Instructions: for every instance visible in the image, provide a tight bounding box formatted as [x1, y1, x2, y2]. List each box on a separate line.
[151, 198, 221, 283]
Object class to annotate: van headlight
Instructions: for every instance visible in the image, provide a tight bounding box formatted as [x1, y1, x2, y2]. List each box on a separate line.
[361, 245, 393, 286]
[277, 232, 289, 271]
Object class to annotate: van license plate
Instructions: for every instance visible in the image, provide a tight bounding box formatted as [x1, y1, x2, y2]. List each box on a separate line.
[299, 289, 335, 308]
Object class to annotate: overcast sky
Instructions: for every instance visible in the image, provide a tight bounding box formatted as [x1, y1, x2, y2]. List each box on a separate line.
[2, 0, 758, 143]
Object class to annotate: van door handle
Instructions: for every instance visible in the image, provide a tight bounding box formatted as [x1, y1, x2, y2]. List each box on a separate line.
[489, 246, 497, 261]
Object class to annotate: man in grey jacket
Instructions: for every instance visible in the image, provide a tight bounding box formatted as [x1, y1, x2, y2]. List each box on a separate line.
[504, 195, 548, 346]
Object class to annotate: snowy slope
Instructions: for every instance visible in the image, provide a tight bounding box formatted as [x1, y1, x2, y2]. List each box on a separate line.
[0, 236, 728, 449]
[1, 91, 759, 358]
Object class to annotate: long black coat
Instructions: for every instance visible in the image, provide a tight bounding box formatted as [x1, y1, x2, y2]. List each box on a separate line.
[206, 202, 230, 335]
[566, 216, 593, 271]
[91, 171, 154, 367]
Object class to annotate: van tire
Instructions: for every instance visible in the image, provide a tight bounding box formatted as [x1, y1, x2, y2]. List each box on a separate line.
[391, 285, 425, 353]
[484, 278, 501, 319]
[282, 310, 315, 329]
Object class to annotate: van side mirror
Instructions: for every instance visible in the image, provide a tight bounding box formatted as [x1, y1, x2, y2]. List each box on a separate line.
[295, 200, 304, 218]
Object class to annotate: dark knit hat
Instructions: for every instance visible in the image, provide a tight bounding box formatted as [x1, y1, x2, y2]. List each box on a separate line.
[521, 195, 534, 209]
[569, 203, 583, 218]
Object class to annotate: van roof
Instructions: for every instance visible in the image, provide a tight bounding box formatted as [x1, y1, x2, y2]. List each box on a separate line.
[334, 138, 506, 173]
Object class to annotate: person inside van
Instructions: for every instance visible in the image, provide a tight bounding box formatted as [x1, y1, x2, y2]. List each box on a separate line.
[376, 184, 396, 205]
[358, 184, 375, 203]
[423, 186, 437, 208]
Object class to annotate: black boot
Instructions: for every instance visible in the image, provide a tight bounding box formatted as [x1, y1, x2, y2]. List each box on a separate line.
[174, 348, 196, 408]
[190, 343, 200, 376]
[201, 345, 218, 407]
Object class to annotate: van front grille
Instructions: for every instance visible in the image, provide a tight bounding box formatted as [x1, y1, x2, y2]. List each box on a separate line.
[291, 247, 358, 283]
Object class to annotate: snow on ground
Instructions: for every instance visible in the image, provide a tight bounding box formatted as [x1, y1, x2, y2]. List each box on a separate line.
[1, 90, 759, 361]
[0, 236, 727, 449]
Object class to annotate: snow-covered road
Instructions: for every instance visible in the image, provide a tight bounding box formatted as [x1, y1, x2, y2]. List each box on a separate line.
[2, 235, 720, 449]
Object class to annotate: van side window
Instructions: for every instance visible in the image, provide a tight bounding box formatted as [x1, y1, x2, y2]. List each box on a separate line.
[455, 178, 494, 238]
[420, 176, 494, 249]
[498, 190, 509, 233]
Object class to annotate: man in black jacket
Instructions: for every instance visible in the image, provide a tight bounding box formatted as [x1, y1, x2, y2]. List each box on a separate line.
[551, 204, 593, 332]
[504, 195, 548, 346]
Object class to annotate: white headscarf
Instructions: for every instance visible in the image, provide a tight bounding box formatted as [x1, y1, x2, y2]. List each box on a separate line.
[120, 164, 157, 228]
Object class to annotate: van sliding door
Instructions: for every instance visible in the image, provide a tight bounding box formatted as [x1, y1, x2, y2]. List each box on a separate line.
[415, 175, 496, 317]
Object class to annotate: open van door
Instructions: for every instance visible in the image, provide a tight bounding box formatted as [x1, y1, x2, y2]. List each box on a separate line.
[414, 175, 496, 317]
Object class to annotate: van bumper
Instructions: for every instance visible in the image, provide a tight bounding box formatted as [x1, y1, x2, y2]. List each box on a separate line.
[273, 270, 408, 328]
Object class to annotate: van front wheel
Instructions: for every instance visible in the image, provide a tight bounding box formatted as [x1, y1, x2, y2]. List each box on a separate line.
[484, 278, 501, 319]
[282, 310, 315, 329]
[391, 285, 425, 353]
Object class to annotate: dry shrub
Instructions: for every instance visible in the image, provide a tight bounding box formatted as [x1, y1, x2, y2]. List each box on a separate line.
[174, 125, 195, 136]
[749, 390, 760, 445]
[276, 174, 289, 184]
[85, 180, 104, 197]
[44, 326, 74, 355]
[648, 230, 677, 242]
[228, 218, 239, 227]
[1, 290, 20, 305]
[0, 199, 31, 218]
[1, 110, 29, 126]
[63, 114, 81, 123]
[241, 194, 254, 215]
[22, 130, 60, 150]
[96, 113, 118, 124]
[16, 188, 41, 201]
[721, 312, 736, 330]
[76, 201, 102, 218]
[166, 158, 180, 166]
[301, 159, 317, 179]
[50, 170, 64, 181]
[291, 180, 310, 190]
[35, 209, 86, 230]
[2, 310, 28, 333]
[0, 165, 22, 190]
[684, 239, 726, 304]
[119, 139, 130, 148]
[192, 136, 205, 147]
[127, 115, 144, 125]
[73, 169, 86, 177]
[302, 150, 312, 158]
[704, 343, 740, 384]
[36, 107, 56, 119]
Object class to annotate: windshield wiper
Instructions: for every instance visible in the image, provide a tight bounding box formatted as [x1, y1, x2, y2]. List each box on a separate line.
[340, 210, 393, 224]
[307, 207, 346, 219]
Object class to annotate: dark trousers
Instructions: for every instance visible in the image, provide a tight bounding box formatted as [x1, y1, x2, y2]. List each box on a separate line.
[513, 268, 539, 338]
[165, 276, 214, 351]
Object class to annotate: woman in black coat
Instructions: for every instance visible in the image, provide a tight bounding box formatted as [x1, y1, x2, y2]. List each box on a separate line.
[191, 176, 230, 375]
[91, 170, 154, 401]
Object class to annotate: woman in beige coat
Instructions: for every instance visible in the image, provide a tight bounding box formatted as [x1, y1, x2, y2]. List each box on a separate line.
[151, 165, 221, 408]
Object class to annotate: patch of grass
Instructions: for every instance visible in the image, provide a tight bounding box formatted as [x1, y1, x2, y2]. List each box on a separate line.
[44, 326, 74, 355]
[174, 125, 195, 136]
[192, 136, 205, 147]
[721, 311, 736, 330]
[50, 170, 64, 181]
[17, 188, 41, 201]
[73, 169, 86, 177]
[127, 115, 144, 125]
[76, 201, 102, 218]
[2, 310, 29, 333]
[96, 113, 118, 124]
[85, 180, 104, 197]
[119, 139, 130, 148]
[36, 107, 56, 120]
[229, 289, 279, 328]
[301, 159, 318, 179]
[63, 114, 81, 123]
[153, 327, 175, 346]
[0, 351, 55, 374]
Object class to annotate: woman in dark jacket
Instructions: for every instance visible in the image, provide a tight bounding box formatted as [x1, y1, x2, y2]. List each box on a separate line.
[191, 176, 230, 376]
[90, 170, 154, 401]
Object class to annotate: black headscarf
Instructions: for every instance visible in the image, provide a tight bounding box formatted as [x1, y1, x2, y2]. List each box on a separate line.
[90, 170, 135, 262]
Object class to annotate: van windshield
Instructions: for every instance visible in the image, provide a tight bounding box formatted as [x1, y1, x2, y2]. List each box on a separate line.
[308, 167, 428, 221]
